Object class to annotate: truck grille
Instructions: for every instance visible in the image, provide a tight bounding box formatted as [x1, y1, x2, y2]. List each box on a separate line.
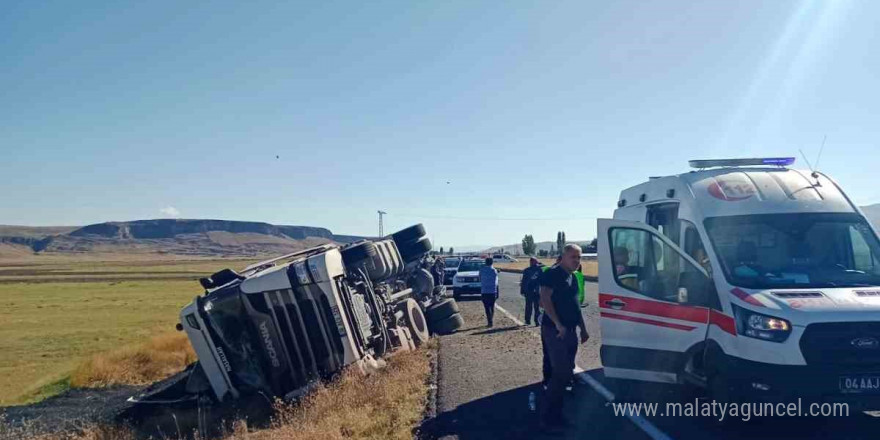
[246, 284, 345, 395]
[459, 276, 478, 283]
[800, 322, 880, 367]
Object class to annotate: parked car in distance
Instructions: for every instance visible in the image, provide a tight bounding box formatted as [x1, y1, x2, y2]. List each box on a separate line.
[492, 254, 518, 263]
[442, 257, 461, 285]
[452, 259, 486, 299]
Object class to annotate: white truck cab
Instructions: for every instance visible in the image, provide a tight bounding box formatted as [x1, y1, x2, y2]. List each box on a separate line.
[598, 157, 880, 406]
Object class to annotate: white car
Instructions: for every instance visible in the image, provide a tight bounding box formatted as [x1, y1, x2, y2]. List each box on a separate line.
[452, 259, 486, 298]
[492, 254, 518, 263]
[598, 157, 880, 408]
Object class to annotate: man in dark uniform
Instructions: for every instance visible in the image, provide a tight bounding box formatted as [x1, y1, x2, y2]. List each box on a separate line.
[539, 244, 589, 431]
[520, 257, 544, 326]
[432, 257, 446, 285]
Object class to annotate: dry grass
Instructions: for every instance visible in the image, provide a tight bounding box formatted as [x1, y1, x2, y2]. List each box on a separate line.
[495, 259, 598, 277]
[5, 342, 435, 440]
[69, 332, 196, 388]
[248, 342, 435, 440]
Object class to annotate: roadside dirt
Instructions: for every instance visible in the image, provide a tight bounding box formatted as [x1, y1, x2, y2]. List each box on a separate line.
[0, 386, 142, 439]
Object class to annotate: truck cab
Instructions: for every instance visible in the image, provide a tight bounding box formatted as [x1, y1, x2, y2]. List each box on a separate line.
[598, 157, 880, 406]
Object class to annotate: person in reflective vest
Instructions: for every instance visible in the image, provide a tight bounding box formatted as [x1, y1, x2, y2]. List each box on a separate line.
[541, 257, 584, 304]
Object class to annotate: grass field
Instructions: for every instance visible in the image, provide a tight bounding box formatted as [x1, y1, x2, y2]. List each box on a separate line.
[495, 258, 598, 277]
[0, 258, 253, 405]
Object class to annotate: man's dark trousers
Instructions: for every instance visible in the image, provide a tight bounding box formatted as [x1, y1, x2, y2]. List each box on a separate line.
[481, 294, 496, 326]
[525, 292, 540, 325]
[541, 322, 577, 424]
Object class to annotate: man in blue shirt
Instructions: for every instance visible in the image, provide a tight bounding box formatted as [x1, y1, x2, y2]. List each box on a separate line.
[479, 257, 499, 327]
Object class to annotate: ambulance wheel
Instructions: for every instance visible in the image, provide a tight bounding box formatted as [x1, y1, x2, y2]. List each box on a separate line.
[707, 371, 739, 425]
[341, 241, 378, 266]
[431, 313, 464, 335]
[398, 237, 432, 262]
[391, 224, 426, 244]
[425, 299, 459, 322]
[399, 299, 429, 347]
[708, 372, 731, 405]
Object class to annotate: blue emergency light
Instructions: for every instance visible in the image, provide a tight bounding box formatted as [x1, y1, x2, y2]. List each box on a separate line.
[688, 157, 796, 169]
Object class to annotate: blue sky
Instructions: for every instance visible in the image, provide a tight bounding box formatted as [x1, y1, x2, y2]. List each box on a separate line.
[2, 0, 878, 248]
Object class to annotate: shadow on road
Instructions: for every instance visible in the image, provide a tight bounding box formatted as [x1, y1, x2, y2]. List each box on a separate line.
[470, 325, 522, 336]
[421, 382, 541, 440]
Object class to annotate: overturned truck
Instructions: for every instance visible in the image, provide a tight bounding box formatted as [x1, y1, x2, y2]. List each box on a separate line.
[122, 224, 463, 436]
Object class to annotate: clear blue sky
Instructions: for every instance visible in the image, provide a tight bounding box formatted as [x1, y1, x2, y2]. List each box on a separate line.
[2, 0, 878, 249]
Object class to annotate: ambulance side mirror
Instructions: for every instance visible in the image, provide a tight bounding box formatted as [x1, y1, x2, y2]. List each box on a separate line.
[678, 270, 711, 307]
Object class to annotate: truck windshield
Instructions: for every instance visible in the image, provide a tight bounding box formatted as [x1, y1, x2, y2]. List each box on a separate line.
[705, 213, 880, 289]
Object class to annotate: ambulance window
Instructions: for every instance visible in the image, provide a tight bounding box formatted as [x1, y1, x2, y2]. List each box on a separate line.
[850, 225, 880, 273]
[683, 221, 710, 275]
[610, 227, 704, 303]
[646, 203, 680, 245]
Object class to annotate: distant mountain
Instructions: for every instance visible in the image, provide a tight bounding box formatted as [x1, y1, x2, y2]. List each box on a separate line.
[0, 219, 367, 259]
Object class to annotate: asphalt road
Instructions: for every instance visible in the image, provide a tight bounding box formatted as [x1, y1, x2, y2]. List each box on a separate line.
[428, 272, 880, 440]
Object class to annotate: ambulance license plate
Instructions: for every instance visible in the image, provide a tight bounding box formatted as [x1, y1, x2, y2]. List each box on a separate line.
[839, 375, 880, 394]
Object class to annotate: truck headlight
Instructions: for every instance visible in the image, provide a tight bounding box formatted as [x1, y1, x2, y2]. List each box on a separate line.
[733, 304, 791, 342]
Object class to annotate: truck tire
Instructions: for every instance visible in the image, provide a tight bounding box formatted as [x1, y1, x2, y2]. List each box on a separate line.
[425, 299, 459, 322]
[399, 299, 430, 347]
[410, 268, 435, 301]
[431, 313, 464, 335]
[391, 223, 426, 244]
[341, 241, 378, 266]
[398, 237, 432, 262]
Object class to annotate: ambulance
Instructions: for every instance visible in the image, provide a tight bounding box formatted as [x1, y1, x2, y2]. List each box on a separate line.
[597, 157, 880, 406]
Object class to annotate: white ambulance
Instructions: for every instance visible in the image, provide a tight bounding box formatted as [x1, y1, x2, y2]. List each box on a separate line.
[598, 157, 880, 406]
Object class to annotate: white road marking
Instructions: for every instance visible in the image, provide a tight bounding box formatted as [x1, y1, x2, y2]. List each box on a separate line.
[494, 302, 673, 440]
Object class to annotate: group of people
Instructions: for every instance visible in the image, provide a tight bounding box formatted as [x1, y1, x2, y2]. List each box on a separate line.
[475, 246, 591, 433]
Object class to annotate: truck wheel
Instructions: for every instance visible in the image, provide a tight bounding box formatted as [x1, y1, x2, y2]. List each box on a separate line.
[425, 299, 459, 322]
[391, 223, 426, 244]
[431, 313, 464, 335]
[399, 299, 430, 347]
[398, 237, 432, 262]
[341, 241, 378, 266]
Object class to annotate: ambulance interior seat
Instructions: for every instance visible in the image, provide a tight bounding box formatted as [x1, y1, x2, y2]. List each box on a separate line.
[613, 246, 640, 291]
[734, 240, 765, 278]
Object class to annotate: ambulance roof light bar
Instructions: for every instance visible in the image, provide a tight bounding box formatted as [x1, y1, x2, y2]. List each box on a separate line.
[688, 157, 796, 169]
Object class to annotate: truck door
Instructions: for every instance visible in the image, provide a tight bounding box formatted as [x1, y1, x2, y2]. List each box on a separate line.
[598, 219, 714, 384]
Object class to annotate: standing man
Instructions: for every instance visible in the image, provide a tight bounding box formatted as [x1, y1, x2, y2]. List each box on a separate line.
[432, 257, 446, 286]
[479, 257, 499, 327]
[520, 257, 544, 326]
[539, 244, 589, 431]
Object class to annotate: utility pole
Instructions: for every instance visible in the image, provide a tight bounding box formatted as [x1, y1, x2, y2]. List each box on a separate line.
[377, 210, 386, 237]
